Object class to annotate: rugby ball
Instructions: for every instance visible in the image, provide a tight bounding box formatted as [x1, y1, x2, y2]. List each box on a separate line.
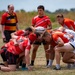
[35, 26, 45, 33]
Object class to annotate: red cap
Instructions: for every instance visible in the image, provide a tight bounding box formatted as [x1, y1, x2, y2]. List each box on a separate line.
[29, 33, 37, 43]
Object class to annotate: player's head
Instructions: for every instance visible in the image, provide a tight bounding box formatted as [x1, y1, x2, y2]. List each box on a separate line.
[56, 14, 64, 24]
[8, 4, 14, 14]
[37, 5, 45, 11]
[42, 31, 52, 43]
[29, 32, 41, 44]
[24, 27, 33, 36]
[37, 5, 45, 16]
[25, 27, 33, 32]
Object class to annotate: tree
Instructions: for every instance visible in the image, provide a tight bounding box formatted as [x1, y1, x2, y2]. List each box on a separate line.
[55, 9, 68, 13]
[20, 9, 26, 12]
[45, 10, 51, 14]
[70, 8, 75, 12]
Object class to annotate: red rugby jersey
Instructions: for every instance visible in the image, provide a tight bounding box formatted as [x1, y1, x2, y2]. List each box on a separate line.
[50, 31, 69, 47]
[1, 12, 18, 31]
[32, 15, 51, 28]
[15, 30, 25, 36]
[62, 18, 75, 30]
[5, 36, 31, 55]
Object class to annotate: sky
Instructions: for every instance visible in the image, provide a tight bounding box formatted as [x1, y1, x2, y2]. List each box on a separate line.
[0, 0, 75, 12]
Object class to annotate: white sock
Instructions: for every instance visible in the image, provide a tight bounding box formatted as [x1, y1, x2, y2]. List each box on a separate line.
[56, 64, 60, 69]
[48, 59, 53, 67]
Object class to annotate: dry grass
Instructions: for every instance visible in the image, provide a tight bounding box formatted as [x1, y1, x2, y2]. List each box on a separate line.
[0, 42, 75, 75]
[0, 11, 75, 75]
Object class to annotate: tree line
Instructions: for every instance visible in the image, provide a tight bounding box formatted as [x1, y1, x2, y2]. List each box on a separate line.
[0, 8, 75, 13]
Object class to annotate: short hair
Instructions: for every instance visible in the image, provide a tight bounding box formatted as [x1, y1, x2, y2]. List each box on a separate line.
[56, 14, 64, 18]
[25, 27, 33, 32]
[42, 31, 50, 37]
[34, 32, 41, 38]
[7, 4, 14, 9]
[8, 5, 10, 9]
[37, 5, 45, 11]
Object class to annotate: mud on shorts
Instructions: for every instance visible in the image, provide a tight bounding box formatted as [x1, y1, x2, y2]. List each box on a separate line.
[1, 47, 19, 65]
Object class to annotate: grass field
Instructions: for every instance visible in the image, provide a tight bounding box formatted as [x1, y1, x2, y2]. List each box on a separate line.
[0, 29, 75, 75]
[0, 12, 75, 74]
[0, 44, 75, 75]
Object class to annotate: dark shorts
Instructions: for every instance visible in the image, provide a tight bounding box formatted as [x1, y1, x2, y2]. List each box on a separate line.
[33, 40, 48, 45]
[4, 30, 15, 42]
[1, 47, 19, 65]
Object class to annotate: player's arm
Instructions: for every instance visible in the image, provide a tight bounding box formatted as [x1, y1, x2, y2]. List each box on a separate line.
[0, 25, 5, 38]
[15, 13, 19, 30]
[0, 14, 6, 39]
[30, 26, 35, 32]
[25, 49, 33, 70]
[25, 49, 30, 66]
[46, 17, 52, 30]
[31, 17, 36, 31]
[56, 37, 64, 47]
[47, 24, 52, 30]
[16, 23, 19, 30]
[65, 21, 75, 31]
[25, 43, 33, 70]
[11, 32, 18, 39]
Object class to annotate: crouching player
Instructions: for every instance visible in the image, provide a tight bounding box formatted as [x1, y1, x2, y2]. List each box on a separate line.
[0, 33, 40, 72]
[42, 30, 74, 69]
[55, 41, 75, 70]
[62, 51, 75, 68]
[11, 27, 33, 68]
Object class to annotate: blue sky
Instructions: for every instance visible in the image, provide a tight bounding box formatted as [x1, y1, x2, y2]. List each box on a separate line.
[0, 0, 75, 12]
